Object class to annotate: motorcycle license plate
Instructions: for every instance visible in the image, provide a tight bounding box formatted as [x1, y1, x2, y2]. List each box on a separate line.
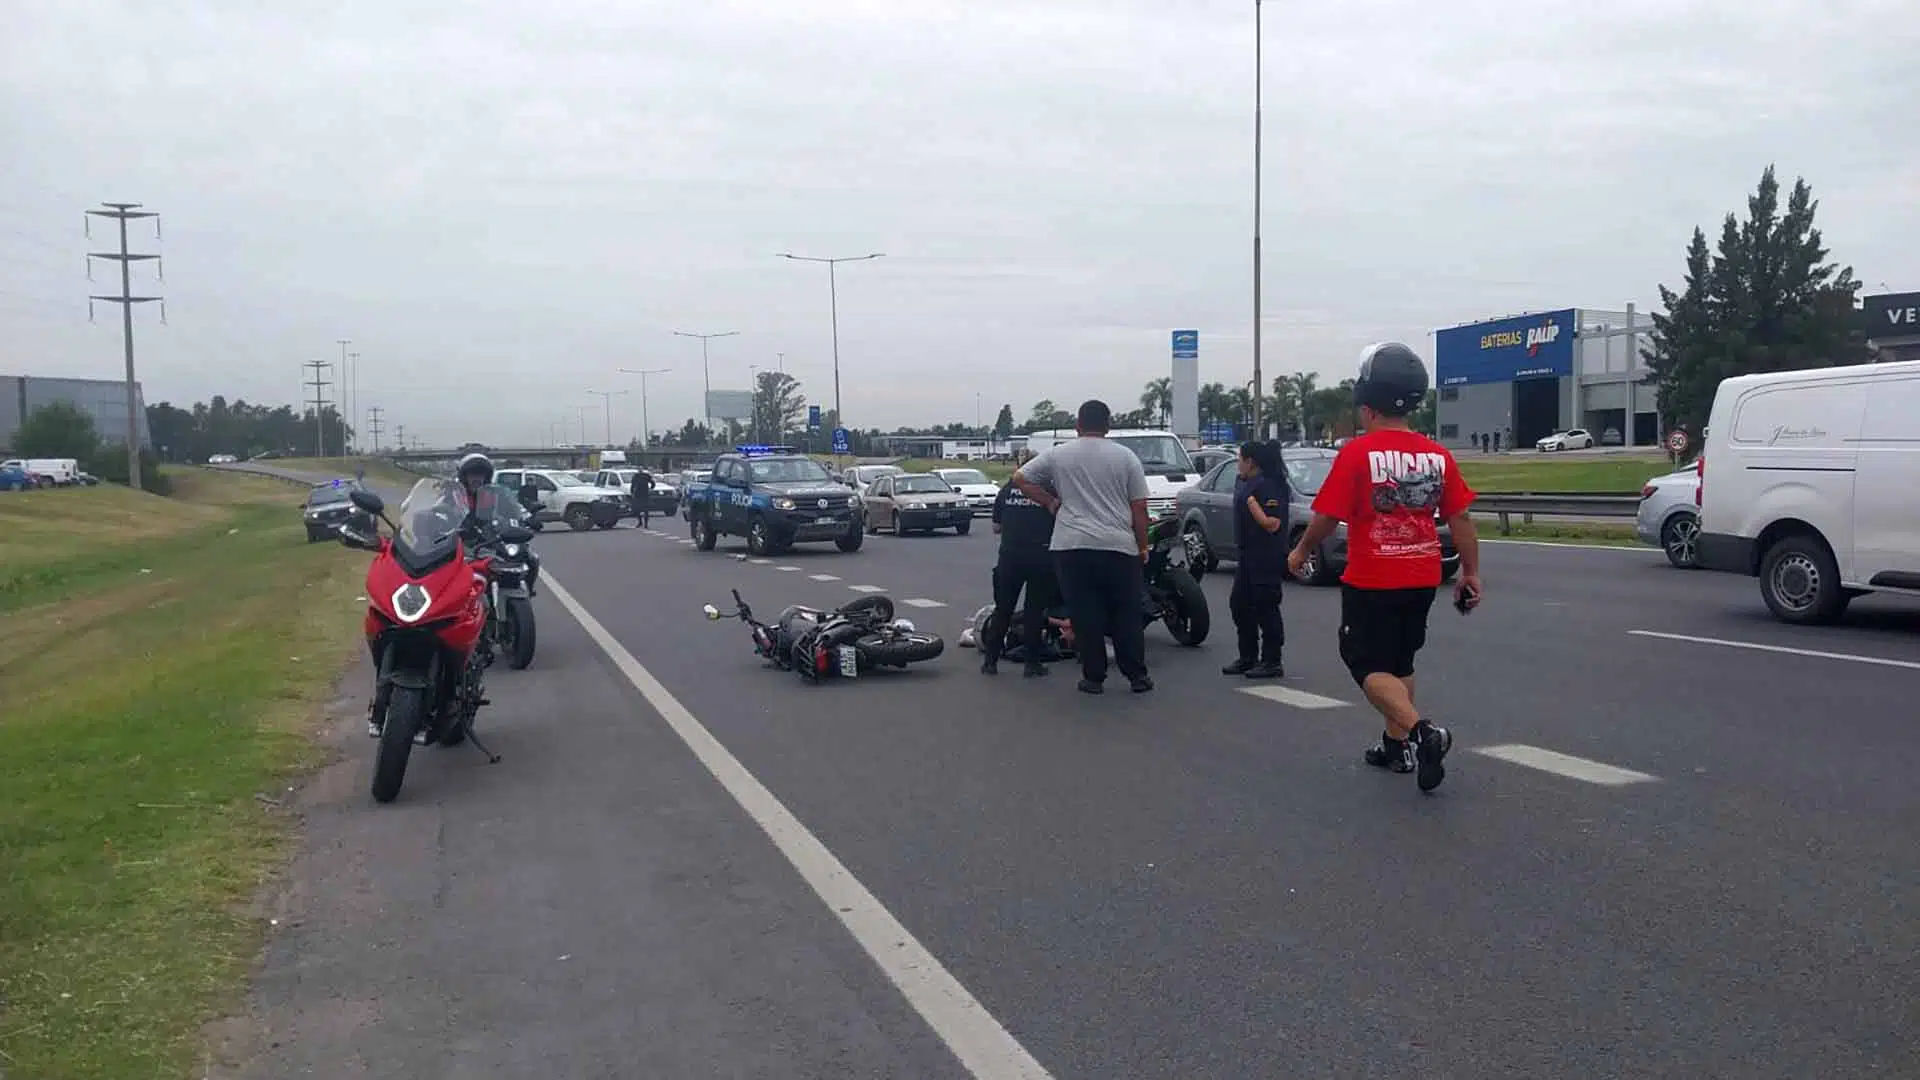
[837, 645, 859, 677]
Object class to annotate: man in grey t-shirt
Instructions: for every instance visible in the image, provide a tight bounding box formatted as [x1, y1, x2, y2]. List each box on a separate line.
[1013, 399, 1154, 694]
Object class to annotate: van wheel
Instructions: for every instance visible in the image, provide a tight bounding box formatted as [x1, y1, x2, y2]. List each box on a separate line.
[1759, 534, 1850, 625]
[563, 505, 594, 532]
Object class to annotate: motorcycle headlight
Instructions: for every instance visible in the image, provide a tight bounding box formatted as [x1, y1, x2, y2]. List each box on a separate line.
[503, 543, 523, 558]
[392, 583, 431, 622]
[771, 496, 796, 510]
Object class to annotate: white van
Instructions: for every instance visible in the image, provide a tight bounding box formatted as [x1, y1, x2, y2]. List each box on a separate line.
[1, 457, 80, 485]
[1023, 428, 1201, 516]
[1695, 358, 1920, 624]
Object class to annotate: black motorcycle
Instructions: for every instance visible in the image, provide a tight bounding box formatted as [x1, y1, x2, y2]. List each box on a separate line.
[705, 589, 944, 681]
[1142, 514, 1209, 645]
[479, 484, 538, 670]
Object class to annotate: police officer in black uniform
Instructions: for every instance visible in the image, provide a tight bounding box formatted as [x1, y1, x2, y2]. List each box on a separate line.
[629, 468, 655, 529]
[1222, 440, 1290, 678]
[982, 472, 1058, 677]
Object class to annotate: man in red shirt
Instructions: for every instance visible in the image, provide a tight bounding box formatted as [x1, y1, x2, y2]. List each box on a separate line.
[1287, 343, 1483, 792]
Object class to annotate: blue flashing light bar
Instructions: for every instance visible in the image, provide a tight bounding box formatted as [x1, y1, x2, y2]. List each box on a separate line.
[734, 444, 798, 456]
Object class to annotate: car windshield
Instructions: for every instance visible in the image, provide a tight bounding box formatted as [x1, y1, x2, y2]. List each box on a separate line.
[394, 478, 473, 565]
[895, 475, 951, 494]
[940, 469, 990, 485]
[1112, 434, 1195, 474]
[1284, 455, 1335, 495]
[307, 485, 351, 506]
[748, 458, 832, 483]
[477, 483, 533, 529]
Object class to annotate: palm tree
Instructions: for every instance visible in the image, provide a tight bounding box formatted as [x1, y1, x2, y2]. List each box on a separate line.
[1198, 382, 1231, 433]
[1285, 372, 1318, 440]
[1140, 377, 1173, 427]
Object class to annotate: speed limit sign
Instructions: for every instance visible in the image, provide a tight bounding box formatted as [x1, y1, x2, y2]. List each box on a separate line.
[1667, 429, 1689, 454]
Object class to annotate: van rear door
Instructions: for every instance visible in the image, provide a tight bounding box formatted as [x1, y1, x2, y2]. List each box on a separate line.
[1721, 374, 1865, 574]
[1852, 369, 1920, 591]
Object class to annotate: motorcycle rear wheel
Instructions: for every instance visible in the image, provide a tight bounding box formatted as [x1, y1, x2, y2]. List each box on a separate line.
[372, 685, 425, 803]
[858, 631, 944, 667]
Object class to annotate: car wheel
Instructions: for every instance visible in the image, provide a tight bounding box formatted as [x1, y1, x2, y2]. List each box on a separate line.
[1759, 533, 1850, 625]
[1661, 513, 1700, 569]
[563, 505, 594, 532]
[747, 515, 772, 557]
[1182, 525, 1214, 579]
[954, 519, 971, 536]
[691, 517, 717, 551]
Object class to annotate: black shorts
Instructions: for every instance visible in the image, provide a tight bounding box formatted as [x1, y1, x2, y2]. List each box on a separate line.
[1338, 584, 1436, 685]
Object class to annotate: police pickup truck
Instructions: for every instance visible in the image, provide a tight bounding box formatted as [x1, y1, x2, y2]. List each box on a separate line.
[682, 446, 864, 556]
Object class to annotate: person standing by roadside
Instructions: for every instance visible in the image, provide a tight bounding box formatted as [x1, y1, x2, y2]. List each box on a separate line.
[1223, 440, 1289, 679]
[629, 468, 654, 529]
[1288, 343, 1481, 793]
[1012, 399, 1153, 695]
[980, 472, 1057, 677]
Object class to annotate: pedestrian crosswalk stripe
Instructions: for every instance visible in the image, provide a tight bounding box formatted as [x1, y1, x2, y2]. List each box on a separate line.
[847, 584, 886, 593]
[777, 566, 801, 572]
[902, 598, 946, 608]
[809, 574, 841, 582]
[1237, 685, 1350, 710]
[1474, 744, 1658, 786]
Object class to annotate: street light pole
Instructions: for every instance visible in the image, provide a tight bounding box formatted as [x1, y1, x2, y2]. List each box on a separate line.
[586, 389, 629, 447]
[776, 252, 884, 430]
[1251, 0, 1265, 437]
[618, 367, 670, 449]
[748, 364, 761, 443]
[673, 329, 739, 441]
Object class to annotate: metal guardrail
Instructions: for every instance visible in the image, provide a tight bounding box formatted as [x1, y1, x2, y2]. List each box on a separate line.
[1474, 492, 1641, 534]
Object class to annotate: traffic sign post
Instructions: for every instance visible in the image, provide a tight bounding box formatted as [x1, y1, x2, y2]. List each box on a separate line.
[831, 427, 851, 455]
[808, 405, 822, 431]
[1667, 428, 1689, 465]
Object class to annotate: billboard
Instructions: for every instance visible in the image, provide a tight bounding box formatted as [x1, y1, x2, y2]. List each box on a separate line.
[1434, 308, 1576, 387]
[1862, 291, 1920, 339]
[705, 389, 754, 420]
[1170, 329, 1199, 439]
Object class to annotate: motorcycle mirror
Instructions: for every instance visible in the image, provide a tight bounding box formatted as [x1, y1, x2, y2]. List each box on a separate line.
[702, 604, 722, 620]
[349, 489, 385, 516]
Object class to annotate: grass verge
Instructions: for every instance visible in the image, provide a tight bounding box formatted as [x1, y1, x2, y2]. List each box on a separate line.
[1475, 518, 1641, 546]
[270, 456, 420, 489]
[0, 469, 366, 1080]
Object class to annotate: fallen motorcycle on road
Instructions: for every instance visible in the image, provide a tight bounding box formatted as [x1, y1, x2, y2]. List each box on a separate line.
[704, 589, 944, 681]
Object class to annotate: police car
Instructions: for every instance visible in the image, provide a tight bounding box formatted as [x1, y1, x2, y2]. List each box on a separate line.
[681, 446, 864, 556]
[301, 478, 362, 542]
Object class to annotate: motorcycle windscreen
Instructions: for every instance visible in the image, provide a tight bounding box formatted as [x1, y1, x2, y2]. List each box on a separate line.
[392, 478, 470, 573]
[478, 482, 534, 530]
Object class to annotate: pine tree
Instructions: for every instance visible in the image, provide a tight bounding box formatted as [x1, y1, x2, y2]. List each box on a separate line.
[1643, 166, 1867, 439]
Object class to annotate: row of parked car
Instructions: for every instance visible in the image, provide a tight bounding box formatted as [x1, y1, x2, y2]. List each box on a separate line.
[1, 457, 99, 491]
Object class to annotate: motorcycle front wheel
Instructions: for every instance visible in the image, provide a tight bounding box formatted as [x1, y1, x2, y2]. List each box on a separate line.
[372, 685, 425, 803]
[1156, 568, 1210, 646]
[857, 631, 945, 667]
[503, 596, 537, 670]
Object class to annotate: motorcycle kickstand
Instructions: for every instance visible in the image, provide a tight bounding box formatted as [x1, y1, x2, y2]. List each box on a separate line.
[464, 725, 503, 764]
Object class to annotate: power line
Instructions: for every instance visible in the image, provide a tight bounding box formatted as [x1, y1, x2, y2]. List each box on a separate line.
[366, 405, 385, 452]
[303, 359, 333, 457]
[85, 201, 162, 490]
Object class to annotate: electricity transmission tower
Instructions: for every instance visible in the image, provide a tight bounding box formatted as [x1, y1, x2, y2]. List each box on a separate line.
[303, 360, 333, 457]
[367, 406, 385, 452]
[86, 202, 163, 490]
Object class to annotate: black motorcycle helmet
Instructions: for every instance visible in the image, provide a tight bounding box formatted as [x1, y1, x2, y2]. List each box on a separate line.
[1352, 342, 1429, 417]
[456, 452, 495, 488]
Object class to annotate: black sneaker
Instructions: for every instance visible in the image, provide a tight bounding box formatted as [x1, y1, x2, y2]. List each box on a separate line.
[1245, 660, 1284, 679]
[1413, 721, 1452, 792]
[1022, 661, 1047, 678]
[1129, 675, 1154, 694]
[1077, 678, 1104, 695]
[1364, 735, 1415, 773]
[1221, 658, 1256, 676]
[981, 655, 999, 676]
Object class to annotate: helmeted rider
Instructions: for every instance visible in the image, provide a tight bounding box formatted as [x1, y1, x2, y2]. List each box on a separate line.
[455, 453, 502, 546]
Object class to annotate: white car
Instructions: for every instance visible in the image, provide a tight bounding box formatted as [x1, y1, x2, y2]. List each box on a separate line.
[1535, 428, 1595, 452]
[493, 467, 626, 532]
[1633, 468, 1700, 568]
[931, 467, 999, 515]
[1023, 428, 1202, 516]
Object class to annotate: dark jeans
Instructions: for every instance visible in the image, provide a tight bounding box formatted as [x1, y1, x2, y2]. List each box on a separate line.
[1053, 549, 1148, 684]
[1230, 572, 1285, 663]
[985, 552, 1055, 663]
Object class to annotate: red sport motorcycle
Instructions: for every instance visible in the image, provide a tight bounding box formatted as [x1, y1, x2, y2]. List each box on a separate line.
[339, 480, 534, 803]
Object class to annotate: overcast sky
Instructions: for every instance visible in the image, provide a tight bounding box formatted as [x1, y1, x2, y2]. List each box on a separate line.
[3, 0, 1915, 447]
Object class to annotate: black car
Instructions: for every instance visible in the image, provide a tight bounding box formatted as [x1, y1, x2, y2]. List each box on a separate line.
[302, 479, 362, 542]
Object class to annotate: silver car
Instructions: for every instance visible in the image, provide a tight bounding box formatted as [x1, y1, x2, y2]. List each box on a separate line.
[1174, 450, 1458, 586]
[1634, 467, 1700, 568]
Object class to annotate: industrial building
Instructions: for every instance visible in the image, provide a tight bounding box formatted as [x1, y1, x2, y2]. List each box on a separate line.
[0, 375, 151, 452]
[1433, 306, 1658, 452]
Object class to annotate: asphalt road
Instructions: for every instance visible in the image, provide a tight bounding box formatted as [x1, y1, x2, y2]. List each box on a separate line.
[216, 466, 1919, 1079]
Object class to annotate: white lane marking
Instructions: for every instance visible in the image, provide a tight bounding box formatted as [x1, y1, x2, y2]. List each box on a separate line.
[1480, 539, 1659, 553]
[1628, 629, 1920, 672]
[1237, 685, 1350, 710]
[677, 539, 694, 545]
[543, 577, 1054, 1080]
[777, 566, 801, 572]
[903, 598, 947, 608]
[847, 584, 887, 593]
[750, 558, 774, 565]
[809, 573, 841, 582]
[1475, 744, 1658, 786]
